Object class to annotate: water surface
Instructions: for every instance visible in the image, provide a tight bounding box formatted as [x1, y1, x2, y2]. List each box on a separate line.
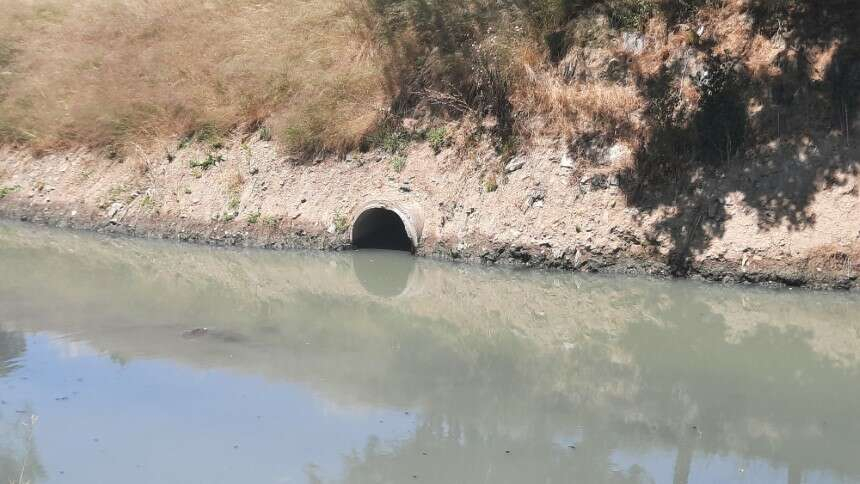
[1, 221, 859, 484]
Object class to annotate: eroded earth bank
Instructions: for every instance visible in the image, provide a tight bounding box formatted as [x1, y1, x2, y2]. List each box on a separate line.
[1, 135, 858, 290]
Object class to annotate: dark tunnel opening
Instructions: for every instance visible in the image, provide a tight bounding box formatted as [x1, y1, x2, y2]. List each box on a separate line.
[351, 208, 414, 252]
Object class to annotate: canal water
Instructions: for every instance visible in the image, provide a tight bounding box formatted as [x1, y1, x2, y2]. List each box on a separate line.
[0, 221, 859, 484]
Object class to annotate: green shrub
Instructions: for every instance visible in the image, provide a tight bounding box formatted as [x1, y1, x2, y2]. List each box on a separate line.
[608, 0, 657, 31]
[177, 123, 226, 151]
[364, 127, 410, 155]
[426, 127, 448, 154]
[390, 155, 406, 172]
[190, 153, 224, 170]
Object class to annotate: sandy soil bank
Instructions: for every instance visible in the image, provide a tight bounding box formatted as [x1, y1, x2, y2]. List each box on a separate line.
[1, 135, 858, 290]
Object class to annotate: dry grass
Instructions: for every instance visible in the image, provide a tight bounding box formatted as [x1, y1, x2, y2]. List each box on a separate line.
[0, 0, 388, 154]
[0, 0, 851, 163]
[505, 38, 645, 147]
[513, 63, 644, 140]
[804, 243, 860, 277]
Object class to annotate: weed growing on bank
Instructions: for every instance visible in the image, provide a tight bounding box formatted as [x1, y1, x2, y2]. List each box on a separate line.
[333, 213, 350, 234]
[190, 154, 224, 171]
[426, 128, 449, 154]
[0, 185, 21, 200]
[390, 155, 407, 173]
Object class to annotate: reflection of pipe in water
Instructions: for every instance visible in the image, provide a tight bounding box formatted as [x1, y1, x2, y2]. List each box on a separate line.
[351, 249, 418, 298]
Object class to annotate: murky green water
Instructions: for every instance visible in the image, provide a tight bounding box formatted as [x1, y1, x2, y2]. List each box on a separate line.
[1, 221, 859, 484]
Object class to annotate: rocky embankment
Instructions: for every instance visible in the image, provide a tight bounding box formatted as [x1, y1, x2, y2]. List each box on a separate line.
[1, 137, 859, 290]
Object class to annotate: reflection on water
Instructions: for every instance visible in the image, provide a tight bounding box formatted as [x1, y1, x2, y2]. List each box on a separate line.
[351, 249, 416, 297]
[0, 221, 859, 484]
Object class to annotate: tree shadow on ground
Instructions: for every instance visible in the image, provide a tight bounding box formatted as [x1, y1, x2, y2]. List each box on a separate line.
[618, 0, 860, 274]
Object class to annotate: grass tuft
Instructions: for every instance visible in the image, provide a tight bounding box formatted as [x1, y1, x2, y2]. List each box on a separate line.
[390, 155, 406, 173]
[0, 185, 21, 200]
[333, 212, 350, 233]
[190, 154, 224, 170]
[426, 127, 449, 154]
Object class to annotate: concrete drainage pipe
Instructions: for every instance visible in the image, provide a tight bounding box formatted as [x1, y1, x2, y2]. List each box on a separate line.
[351, 201, 423, 253]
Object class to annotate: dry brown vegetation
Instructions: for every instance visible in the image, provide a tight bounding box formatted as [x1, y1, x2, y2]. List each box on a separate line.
[0, 0, 856, 166]
[0, 0, 388, 154]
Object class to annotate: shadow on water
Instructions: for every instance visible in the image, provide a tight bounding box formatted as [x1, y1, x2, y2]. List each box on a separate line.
[1, 222, 859, 483]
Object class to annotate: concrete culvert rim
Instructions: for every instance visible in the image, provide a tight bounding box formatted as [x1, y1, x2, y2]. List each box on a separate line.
[350, 201, 423, 253]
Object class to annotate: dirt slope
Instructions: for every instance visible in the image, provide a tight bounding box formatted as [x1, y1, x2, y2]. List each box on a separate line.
[1, 133, 858, 290]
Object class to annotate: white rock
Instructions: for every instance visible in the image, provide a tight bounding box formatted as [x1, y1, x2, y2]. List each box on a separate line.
[560, 153, 575, 169]
[505, 156, 527, 173]
[107, 202, 123, 218]
[621, 32, 645, 54]
[604, 143, 630, 164]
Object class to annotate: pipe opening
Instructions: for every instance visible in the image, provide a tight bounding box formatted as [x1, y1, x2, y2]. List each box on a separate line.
[352, 208, 414, 252]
